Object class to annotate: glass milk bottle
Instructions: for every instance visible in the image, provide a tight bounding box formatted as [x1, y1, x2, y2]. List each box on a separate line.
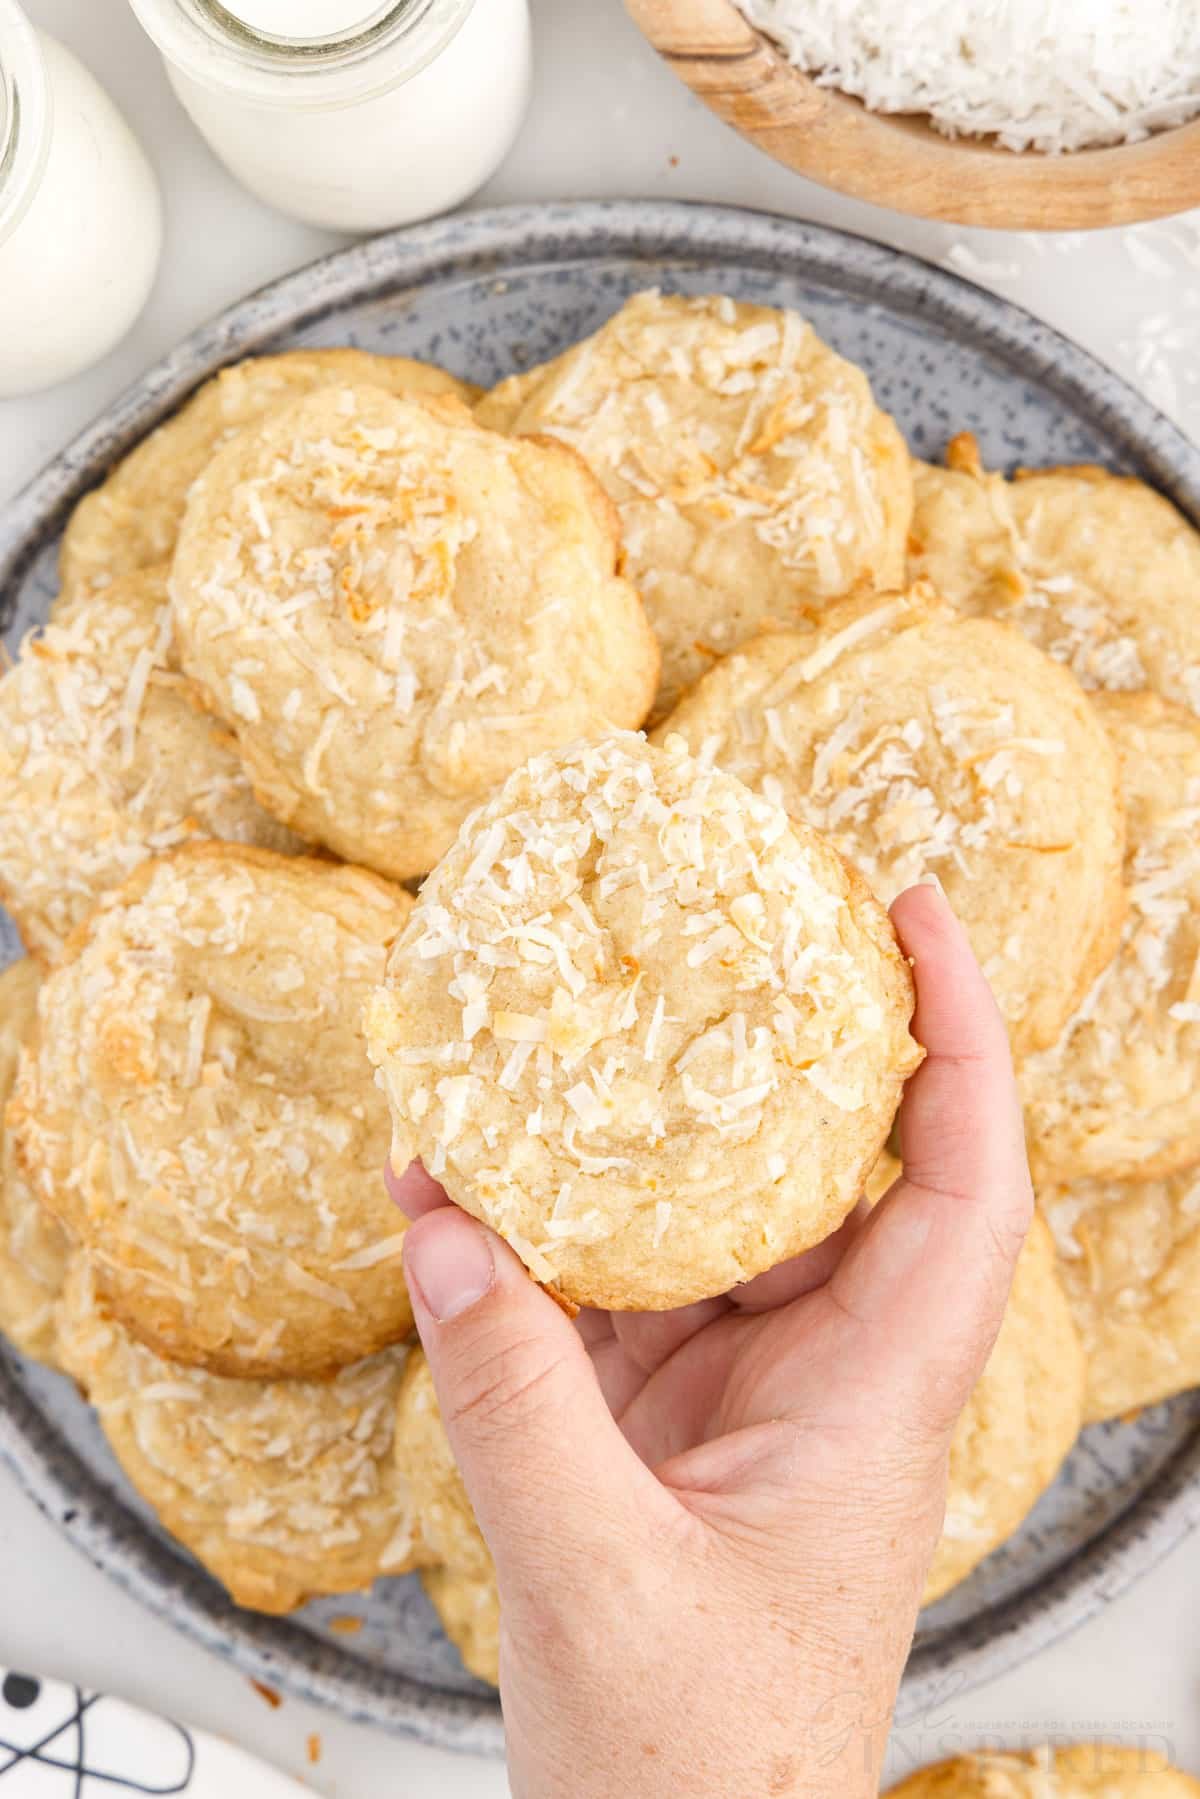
[126, 0, 532, 232]
[0, 0, 162, 396]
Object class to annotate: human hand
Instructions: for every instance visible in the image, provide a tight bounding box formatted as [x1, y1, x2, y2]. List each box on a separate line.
[390, 884, 1033, 1799]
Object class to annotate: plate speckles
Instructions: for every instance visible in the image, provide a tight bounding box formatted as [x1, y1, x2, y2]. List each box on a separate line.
[2, 201, 1200, 1754]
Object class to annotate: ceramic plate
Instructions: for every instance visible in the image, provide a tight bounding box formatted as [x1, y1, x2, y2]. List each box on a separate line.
[2, 201, 1200, 1756]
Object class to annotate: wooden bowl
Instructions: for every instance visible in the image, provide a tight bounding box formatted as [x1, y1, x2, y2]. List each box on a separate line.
[627, 0, 1200, 230]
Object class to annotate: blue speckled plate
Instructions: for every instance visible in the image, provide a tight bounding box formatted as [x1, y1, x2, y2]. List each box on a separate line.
[2, 201, 1200, 1756]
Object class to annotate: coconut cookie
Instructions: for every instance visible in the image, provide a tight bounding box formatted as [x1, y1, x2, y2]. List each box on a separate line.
[171, 385, 658, 881]
[924, 1215, 1084, 1605]
[865, 1149, 902, 1206]
[395, 1349, 500, 1685]
[422, 1565, 501, 1687]
[657, 585, 1126, 1058]
[56, 1262, 423, 1615]
[1042, 1167, 1200, 1424]
[887, 1744, 1200, 1797]
[0, 568, 303, 961]
[12, 844, 415, 1379]
[0, 960, 69, 1367]
[1023, 693, 1200, 1183]
[59, 348, 477, 592]
[366, 733, 921, 1312]
[477, 290, 912, 719]
[910, 435, 1200, 712]
[395, 1350, 492, 1582]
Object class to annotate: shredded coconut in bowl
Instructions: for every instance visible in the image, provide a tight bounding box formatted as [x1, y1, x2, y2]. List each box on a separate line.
[737, 0, 1200, 153]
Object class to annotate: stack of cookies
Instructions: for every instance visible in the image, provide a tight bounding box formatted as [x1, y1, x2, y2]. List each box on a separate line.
[0, 292, 1196, 1687]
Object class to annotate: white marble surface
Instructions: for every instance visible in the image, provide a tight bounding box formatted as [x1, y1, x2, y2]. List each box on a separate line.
[2, 2, 1200, 1791]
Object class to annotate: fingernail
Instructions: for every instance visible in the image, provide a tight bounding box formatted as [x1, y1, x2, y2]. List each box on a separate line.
[385, 1156, 449, 1219]
[405, 1208, 495, 1323]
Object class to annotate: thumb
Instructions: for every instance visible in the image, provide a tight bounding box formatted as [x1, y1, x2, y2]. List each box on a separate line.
[825, 883, 1033, 1436]
[402, 1203, 662, 1593]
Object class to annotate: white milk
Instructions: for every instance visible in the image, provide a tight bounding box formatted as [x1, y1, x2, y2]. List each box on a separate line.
[127, 0, 532, 233]
[0, 11, 162, 396]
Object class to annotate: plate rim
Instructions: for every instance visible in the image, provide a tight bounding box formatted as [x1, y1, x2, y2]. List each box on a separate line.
[2, 197, 1200, 1754]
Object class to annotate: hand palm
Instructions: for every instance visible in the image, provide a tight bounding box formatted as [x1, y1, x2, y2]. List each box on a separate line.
[582, 1215, 864, 1477]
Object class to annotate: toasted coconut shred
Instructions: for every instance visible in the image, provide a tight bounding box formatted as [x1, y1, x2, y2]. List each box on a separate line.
[738, 0, 1200, 152]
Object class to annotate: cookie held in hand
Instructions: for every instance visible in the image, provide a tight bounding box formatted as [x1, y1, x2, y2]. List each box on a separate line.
[366, 732, 922, 1311]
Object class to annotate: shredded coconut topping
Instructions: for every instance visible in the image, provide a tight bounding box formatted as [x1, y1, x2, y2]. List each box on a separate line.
[477, 290, 909, 717]
[1041, 1163, 1200, 1419]
[171, 384, 654, 880]
[14, 848, 416, 1377]
[0, 570, 300, 959]
[660, 586, 1122, 1056]
[911, 449, 1200, 718]
[56, 1263, 419, 1610]
[1023, 693, 1200, 1182]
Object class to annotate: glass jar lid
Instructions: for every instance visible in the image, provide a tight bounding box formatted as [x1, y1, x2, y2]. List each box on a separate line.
[211, 0, 397, 41]
[127, 0, 477, 107]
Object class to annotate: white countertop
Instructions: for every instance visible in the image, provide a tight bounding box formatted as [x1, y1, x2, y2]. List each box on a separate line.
[2, 2, 1200, 1791]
